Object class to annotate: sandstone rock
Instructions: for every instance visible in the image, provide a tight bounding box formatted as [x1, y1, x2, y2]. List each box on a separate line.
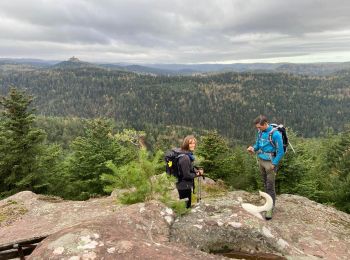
[1, 190, 349, 259]
[170, 191, 350, 259]
[28, 201, 221, 260]
[0, 191, 120, 245]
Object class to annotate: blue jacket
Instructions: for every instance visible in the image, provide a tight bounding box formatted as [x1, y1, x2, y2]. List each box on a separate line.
[253, 125, 284, 166]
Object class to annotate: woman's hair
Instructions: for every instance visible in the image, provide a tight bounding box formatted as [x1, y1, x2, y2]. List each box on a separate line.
[253, 115, 269, 125]
[181, 135, 197, 151]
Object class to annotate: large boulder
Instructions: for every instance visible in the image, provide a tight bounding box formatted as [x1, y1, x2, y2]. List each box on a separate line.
[29, 201, 221, 260]
[170, 191, 350, 259]
[0, 191, 120, 245]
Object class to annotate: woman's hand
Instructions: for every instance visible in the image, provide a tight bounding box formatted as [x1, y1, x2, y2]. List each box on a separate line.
[196, 168, 204, 176]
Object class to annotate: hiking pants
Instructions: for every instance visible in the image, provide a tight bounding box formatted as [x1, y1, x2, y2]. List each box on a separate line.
[178, 188, 192, 208]
[258, 158, 276, 207]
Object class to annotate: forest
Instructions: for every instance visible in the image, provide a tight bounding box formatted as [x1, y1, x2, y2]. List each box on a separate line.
[0, 66, 349, 213]
[0, 65, 349, 142]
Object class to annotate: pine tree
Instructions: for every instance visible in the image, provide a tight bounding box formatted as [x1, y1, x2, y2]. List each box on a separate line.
[328, 127, 350, 212]
[64, 118, 125, 200]
[0, 87, 45, 197]
[196, 131, 230, 180]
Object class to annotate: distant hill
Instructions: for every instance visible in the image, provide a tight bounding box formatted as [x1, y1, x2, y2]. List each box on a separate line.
[0, 58, 58, 67]
[145, 63, 281, 74]
[275, 62, 350, 76]
[51, 57, 102, 69]
[139, 62, 350, 76]
[3, 57, 350, 76]
[124, 64, 176, 75]
[0, 66, 349, 141]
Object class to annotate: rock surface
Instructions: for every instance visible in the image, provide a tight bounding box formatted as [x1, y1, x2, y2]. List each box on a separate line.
[171, 191, 350, 259]
[29, 201, 220, 260]
[1, 190, 350, 259]
[0, 191, 120, 245]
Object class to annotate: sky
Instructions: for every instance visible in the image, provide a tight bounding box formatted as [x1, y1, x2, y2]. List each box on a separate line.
[1, 0, 350, 64]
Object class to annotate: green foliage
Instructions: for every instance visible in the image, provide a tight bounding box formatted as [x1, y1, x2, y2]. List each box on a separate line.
[273, 127, 350, 213]
[197, 131, 259, 191]
[225, 147, 260, 191]
[0, 87, 46, 197]
[202, 179, 228, 197]
[196, 131, 229, 180]
[162, 198, 190, 216]
[275, 130, 306, 194]
[324, 128, 350, 211]
[34, 144, 64, 195]
[101, 149, 190, 215]
[113, 129, 146, 148]
[0, 79, 349, 214]
[35, 116, 88, 150]
[63, 118, 130, 200]
[1, 68, 350, 143]
[101, 149, 164, 204]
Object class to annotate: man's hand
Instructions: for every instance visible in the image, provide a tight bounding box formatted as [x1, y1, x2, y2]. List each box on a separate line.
[247, 146, 255, 154]
[271, 164, 278, 172]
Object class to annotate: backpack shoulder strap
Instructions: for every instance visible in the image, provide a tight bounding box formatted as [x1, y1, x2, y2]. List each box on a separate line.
[176, 153, 186, 159]
[268, 128, 278, 147]
[175, 153, 189, 180]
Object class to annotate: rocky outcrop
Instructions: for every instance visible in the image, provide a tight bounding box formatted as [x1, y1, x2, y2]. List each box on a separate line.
[0, 191, 120, 245]
[29, 201, 221, 260]
[1, 190, 350, 259]
[171, 191, 350, 259]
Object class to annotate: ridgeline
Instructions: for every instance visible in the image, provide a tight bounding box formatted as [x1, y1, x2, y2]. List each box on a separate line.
[1, 62, 349, 142]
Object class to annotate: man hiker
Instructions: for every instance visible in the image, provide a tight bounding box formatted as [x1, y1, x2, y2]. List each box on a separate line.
[247, 115, 285, 220]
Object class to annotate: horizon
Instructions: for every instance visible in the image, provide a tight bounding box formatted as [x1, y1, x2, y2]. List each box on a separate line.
[2, 56, 350, 66]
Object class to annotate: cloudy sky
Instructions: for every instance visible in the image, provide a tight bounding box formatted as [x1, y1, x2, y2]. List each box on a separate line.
[1, 0, 350, 64]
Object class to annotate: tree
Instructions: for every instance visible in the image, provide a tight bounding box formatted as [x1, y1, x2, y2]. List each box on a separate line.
[327, 127, 350, 212]
[196, 131, 230, 180]
[101, 149, 163, 204]
[0, 87, 45, 197]
[63, 118, 134, 200]
[275, 130, 306, 195]
[101, 148, 189, 215]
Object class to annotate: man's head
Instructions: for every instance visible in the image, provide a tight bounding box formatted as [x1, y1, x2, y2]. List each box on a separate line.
[253, 115, 269, 131]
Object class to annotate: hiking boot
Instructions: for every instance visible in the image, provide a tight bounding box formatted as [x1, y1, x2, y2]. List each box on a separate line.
[265, 209, 273, 220]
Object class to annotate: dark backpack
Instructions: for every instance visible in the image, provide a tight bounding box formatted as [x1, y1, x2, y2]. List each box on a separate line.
[165, 148, 187, 179]
[268, 123, 289, 152]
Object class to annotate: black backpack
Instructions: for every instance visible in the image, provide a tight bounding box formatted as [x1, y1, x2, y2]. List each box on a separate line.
[268, 123, 289, 152]
[164, 148, 187, 179]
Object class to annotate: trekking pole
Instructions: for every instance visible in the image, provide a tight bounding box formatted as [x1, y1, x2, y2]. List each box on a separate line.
[197, 176, 201, 203]
[199, 176, 202, 203]
[288, 141, 296, 154]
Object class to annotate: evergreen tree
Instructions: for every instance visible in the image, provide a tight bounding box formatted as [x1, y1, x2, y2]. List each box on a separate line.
[196, 131, 230, 180]
[327, 127, 350, 212]
[275, 130, 306, 194]
[196, 131, 259, 190]
[102, 149, 163, 204]
[64, 118, 128, 200]
[0, 87, 45, 197]
[102, 148, 189, 215]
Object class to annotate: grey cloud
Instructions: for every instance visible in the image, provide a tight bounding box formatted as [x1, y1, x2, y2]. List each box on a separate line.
[1, 0, 350, 63]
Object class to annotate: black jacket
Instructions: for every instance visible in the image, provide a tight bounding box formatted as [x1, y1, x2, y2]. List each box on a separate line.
[176, 153, 196, 190]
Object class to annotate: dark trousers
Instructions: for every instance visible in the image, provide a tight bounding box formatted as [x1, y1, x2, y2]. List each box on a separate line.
[178, 189, 192, 208]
